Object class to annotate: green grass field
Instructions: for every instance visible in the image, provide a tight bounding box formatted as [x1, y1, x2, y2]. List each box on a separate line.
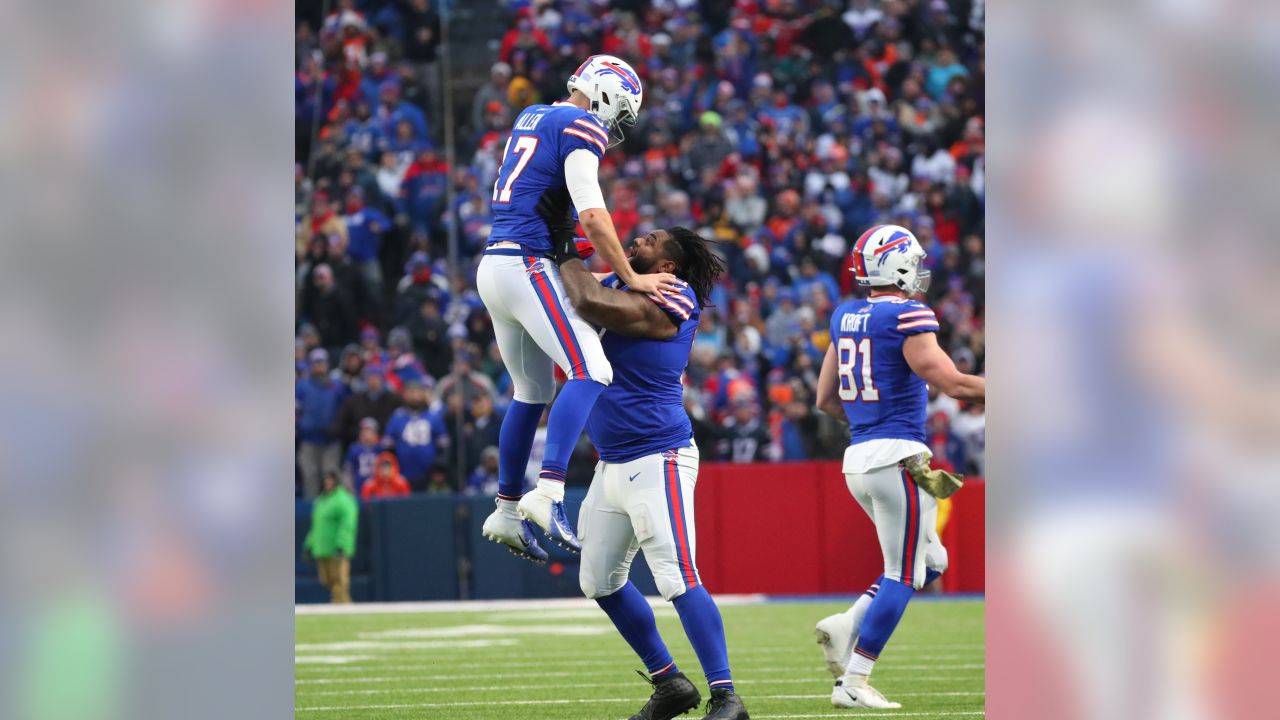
[296, 597, 984, 719]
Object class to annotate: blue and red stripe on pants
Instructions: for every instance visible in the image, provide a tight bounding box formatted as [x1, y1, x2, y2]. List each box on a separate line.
[663, 450, 698, 590]
[523, 256, 589, 380]
[899, 468, 921, 586]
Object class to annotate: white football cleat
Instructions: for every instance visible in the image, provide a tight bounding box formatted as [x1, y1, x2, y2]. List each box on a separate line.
[481, 504, 548, 564]
[516, 488, 581, 553]
[815, 612, 856, 679]
[832, 676, 902, 709]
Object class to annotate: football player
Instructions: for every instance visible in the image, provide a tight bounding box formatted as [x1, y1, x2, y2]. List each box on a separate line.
[812, 225, 985, 709]
[477, 55, 680, 561]
[553, 225, 749, 720]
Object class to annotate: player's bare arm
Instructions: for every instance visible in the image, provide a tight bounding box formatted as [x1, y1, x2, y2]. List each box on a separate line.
[558, 257, 679, 340]
[577, 209, 681, 296]
[815, 344, 846, 420]
[903, 332, 986, 403]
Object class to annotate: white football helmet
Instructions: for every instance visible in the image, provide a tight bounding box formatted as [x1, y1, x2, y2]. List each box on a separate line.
[851, 224, 931, 295]
[567, 54, 643, 146]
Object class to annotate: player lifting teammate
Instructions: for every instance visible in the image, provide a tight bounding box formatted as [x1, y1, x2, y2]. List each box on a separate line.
[550, 223, 749, 720]
[812, 225, 985, 709]
[477, 55, 680, 561]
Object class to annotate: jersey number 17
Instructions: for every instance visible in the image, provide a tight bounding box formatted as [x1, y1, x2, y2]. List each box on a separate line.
[492, 136, 539, 203]
[837, 336, 879, 402]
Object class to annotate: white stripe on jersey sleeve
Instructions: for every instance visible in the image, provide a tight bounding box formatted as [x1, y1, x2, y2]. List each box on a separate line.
[897, 319, 941, 330]
[563, 127, 606, 154]
[897, 309, 936, 320]
[572, 118, 609, 143]
[662, 288, 696, 310]
[647, 292, 691, 320]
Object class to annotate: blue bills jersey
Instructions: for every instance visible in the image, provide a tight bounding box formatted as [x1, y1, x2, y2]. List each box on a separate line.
[586, 275, 700, 463]
[828, 295, 941, 445]
[488, 102, 609, 255]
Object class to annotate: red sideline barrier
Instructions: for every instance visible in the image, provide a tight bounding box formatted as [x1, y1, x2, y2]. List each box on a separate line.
[694, 462, 984, 595]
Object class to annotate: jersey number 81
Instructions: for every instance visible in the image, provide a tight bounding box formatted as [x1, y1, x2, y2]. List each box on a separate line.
[837, 337, 879, 402]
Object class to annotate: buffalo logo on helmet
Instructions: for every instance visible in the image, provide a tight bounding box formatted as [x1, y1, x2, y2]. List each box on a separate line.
[583, 56, 641, 96]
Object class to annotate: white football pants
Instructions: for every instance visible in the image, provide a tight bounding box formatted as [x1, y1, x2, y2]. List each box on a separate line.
[845, 462, 949, 589]
[579, 444, 701, 601]
[476, 249, 612, 404]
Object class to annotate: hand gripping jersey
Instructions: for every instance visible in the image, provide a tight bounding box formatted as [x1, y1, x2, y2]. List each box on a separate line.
[828, 295, 941, 446]
[488, 102, 610, 255]
[585, 275, 700, 462]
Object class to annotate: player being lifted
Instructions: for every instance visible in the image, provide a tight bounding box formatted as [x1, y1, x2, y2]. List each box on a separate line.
[812, 225, 985, 709]
[477, 55, 679, 561]
[549, 224, 749, 720]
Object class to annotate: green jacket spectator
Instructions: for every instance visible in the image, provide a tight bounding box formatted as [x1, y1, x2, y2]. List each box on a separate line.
[305, 482, 358, 559]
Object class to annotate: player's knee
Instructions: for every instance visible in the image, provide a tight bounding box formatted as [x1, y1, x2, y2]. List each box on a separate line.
[655, 575, 693, 602]
[588, 360, 613, 386]
[512, 379, 556, 405]
[580, 570, 626, 600]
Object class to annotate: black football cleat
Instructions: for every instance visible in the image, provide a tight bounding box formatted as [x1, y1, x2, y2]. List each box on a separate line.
[700, 687, 749, 719]
[629, 670, 702, 720]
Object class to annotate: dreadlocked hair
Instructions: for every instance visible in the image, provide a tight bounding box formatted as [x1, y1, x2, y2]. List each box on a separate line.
[662, 226, 725, 307]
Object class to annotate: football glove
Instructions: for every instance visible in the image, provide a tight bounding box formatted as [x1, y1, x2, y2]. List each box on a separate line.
[903, 451, 964, 499]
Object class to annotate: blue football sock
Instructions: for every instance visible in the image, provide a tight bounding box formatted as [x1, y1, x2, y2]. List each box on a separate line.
[538, 379, 605, 485]
[925, 568, 942, 587]
[496, 400, 544, 500]
[849, 577, 915, 672]
[596, 582, 676, 677]
[673, 585, 734, 693]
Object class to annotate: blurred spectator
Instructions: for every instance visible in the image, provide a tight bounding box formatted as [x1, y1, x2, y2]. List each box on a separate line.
[406, 298, 452, 379]
[926, 411, 966, 471]
[360, 452, 412, 501]
[951, 402, 986, 475]
[466, 446, 501, 497]
[332, 365, 401, 448]
[472, 62, 513, 132]
[301, 264, 358, 350]
[499, 16, 551, 64]
[926, 384, 961, 424]
[297, 348, 346, 498]
[343, 417, 382, 494]
[332, 343, 365, 392]
[341, 187, 388, 312]
[383, 379, 449, 491]
[715, 399, 774, 463]
[297, 191, 347, 259]
[425, 467, 452, 494]
[303, 470, 358, 604]
[401, 0, 442, 131]
[764, 288, 804, 349]
[436, 351, 499, 406]
[451, 392, 503, 474]
[385, 326, 430, 390]
[396, 252, 447, 325]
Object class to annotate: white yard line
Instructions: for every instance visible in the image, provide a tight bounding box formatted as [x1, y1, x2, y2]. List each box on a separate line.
[295, 654, 978, 673]
[294, 644, 984, 663]
[296, 595, 770, 615]
[303, 678, 986, 696]
[297, 695, 984, 713]
[752, 707, 983, 712]
[296, 664, 983, 679]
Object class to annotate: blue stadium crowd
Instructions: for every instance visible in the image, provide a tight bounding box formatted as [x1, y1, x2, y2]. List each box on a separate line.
[295, 0, 986, 499]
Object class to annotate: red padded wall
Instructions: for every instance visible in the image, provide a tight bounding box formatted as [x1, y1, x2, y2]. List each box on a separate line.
[693, 461, 985, 595]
